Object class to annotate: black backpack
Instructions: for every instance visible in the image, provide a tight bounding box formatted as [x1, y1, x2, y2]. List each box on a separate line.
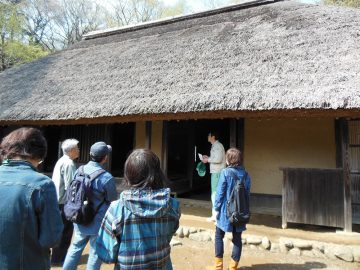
[64, 166, 106, 225]
[226, 170, 250, 226]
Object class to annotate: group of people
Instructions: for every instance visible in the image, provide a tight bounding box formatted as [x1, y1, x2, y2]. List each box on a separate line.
[0, 127, 250, 270]
[0, 127, 180, 270]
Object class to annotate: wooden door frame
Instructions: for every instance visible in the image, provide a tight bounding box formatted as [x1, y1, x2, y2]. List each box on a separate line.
[161, 118, 245, 192]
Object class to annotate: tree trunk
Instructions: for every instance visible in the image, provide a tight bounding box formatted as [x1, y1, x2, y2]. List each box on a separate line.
[0, 33, 5, 72]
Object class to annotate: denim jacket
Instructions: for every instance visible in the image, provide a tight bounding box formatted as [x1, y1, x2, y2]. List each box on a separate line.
[214, 166, 251, 233]
[0, 160, 63, 270]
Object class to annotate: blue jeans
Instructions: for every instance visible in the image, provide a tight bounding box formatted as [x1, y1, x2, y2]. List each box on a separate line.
[63, 231, 101, 270]
[215, 226, 242, 262]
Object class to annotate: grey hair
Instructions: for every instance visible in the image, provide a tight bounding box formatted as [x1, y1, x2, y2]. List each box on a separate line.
[61, 139, 79, 155]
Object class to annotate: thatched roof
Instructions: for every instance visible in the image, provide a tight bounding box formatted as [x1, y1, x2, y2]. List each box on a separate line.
[1, 0, 360, 125]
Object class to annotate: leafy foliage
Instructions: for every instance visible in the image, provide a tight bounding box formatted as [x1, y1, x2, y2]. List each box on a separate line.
[324, 0, 360, 8]
[4, 40, 48, 67]
[0, 1, 48, 71]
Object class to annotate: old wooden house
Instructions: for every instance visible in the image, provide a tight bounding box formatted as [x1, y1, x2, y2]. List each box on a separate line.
[0, 0, 359, 231]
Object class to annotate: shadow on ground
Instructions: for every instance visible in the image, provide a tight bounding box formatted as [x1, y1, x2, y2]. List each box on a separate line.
[181, 203, 360, 234]
[250, 214, 359, 233]
[240, 261, 327, 270]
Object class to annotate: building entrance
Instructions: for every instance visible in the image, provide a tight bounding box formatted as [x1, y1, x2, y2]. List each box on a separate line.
[165, 119, 232, 197]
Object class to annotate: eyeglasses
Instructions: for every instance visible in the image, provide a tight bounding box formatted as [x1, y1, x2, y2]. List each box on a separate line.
[38, 159, 44, 165]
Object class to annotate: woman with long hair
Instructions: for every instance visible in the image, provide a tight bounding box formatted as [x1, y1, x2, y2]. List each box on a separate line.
[208, 147, 251, 270]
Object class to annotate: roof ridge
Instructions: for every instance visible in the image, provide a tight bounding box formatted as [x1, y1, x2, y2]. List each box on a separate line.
[83, 0, 284, 40]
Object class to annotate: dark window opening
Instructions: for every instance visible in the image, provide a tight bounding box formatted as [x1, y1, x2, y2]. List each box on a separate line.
[41, 123, 134, 177]
[42, 126, 62, 173]
[167, 121, 192, 180]
[190, 119, 230, 198]
[110, 123, 134, 177]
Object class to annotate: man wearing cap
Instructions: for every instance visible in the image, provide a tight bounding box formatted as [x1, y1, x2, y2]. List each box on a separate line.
[63, 142, 117, 270]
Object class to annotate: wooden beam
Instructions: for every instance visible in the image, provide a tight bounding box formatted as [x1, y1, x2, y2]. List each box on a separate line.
[340, 118, 352, 232]
[3, 108, 360, 126]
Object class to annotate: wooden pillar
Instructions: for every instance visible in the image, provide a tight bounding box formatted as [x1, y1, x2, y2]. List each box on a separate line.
[339, 118, 352, 232]
[161, 121, 168, 175]
[230, 119, 236, 148]
[145, 121, 152, 149]
[281, 168, 288, 229]
[104, 124, 112, 172]
[335, 120, 342, 168]
[229, 119, 245, 150]
[187, 125, 195, 189]
[237, 119, 245, 152]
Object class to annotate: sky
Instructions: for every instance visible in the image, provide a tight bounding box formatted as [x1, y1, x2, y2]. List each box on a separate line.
[162, 0, 181, 5]
[96, 0, 320, 15]
[162, 0, 232, 12]
[161, 0, 320, 12]
[95, 0, 320, 20]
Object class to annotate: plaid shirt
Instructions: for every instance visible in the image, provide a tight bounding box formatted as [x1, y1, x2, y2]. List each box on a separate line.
[96, 188, 180, 270]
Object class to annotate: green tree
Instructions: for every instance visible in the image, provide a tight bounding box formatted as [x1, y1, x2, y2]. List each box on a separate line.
[0, 1, 48, 72]
[0, 2, 22, 70]
[4, 40, 47, 66]
[323, 0, 360, 8]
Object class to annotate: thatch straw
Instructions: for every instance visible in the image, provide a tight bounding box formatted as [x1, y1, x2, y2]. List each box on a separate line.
[1, 1, 360, 124]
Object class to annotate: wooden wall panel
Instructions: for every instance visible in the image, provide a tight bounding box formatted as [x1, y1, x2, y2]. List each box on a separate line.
[281, 168, 344, 228]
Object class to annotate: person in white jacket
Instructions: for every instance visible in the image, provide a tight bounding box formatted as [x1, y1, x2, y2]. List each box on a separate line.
[202, 131, 226, 222]
[51, 139, 80, 265]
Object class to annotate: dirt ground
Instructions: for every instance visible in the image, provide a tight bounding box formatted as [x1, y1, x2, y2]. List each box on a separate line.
[51, 237, 359, 270]
[171, 238, 360, 270]
[179, 202, 360, 246]
[51, 202, 360, 270]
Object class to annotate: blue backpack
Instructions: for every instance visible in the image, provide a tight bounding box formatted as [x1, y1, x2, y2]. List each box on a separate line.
[64, 166, 106, 225]
[226, 170, 250, 226]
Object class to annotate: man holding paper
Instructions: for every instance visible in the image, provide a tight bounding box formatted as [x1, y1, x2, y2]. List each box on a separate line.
[202, 131, 226, 222]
